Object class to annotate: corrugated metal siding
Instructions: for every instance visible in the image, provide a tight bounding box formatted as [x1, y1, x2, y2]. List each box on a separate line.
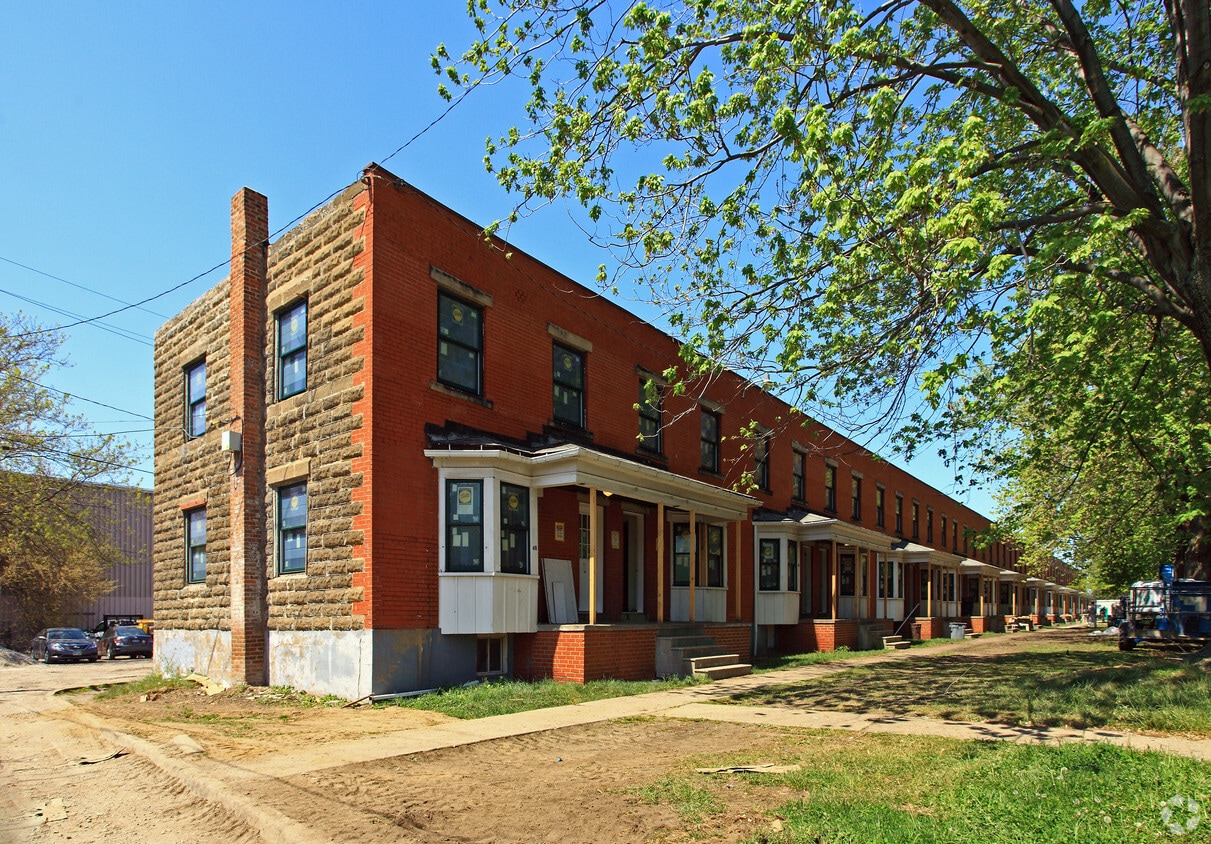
[66, 484, 155, 630]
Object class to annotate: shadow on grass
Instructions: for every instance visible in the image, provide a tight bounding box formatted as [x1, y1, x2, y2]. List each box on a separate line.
[727, 645, 1211, 732]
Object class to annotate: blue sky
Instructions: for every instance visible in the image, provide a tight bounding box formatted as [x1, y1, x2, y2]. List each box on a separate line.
[0, 2, 996, 515]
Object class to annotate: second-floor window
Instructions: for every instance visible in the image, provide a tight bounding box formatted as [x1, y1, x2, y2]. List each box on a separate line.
[941, 514, 948, 547]
[824, 465, 836, 512]
[700, 409, 720, 473]
[754, 436, 770, 492]
[637, 382, 662, 452]
[912, 502, 920, 539]
[185, 359, 206, 438]
[791, 451, 806, 502]
[277, 482, 308, 574]
[552, 343, 585, 427]
[851, 475, 862, 519]
[895, 494, 904, 533]
[875, 487, 885, 527]
[927, 509, 934, 543]
[277, 300, 307, 399]
[438, 293, 483, 395]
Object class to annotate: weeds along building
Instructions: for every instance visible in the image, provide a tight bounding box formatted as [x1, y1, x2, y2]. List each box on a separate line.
[152, 164, 1086, 698]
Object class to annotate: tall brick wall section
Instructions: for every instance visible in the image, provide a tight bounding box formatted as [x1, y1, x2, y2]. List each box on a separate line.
[229, 188, 270, 685]
[156, 164, 1023, 676]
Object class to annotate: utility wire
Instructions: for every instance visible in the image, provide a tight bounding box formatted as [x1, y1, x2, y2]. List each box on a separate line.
[0, 285, 153, 346]
[10, 373, 154, 421]
[0, 254, 170, 319]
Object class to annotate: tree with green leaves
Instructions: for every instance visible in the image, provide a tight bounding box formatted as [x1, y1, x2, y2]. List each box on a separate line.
[0, 315, 140, 639]
[435, 0, 1211, 580]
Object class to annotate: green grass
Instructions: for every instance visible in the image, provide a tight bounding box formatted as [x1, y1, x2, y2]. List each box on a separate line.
[727, 638, 1211, 735]
[88, 671, 197, 700]
[379, 675, 704, 719]
[637, 731, 1211, 843]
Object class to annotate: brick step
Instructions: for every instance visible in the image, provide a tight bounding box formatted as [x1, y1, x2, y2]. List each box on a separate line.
[693, 662, 752, 680]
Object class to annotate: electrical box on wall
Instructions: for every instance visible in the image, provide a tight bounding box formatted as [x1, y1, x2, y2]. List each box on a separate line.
[221, 431, 242, 452]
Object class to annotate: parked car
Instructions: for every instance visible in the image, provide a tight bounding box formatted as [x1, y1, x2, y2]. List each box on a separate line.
[98, 625, 153, 659]
[31, 628, 99, 663]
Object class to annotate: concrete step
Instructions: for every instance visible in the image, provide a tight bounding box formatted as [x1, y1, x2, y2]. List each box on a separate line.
[678, 645, 728, 661]
[659, 635, 716, 650]
[883, 637, 912, 650]
[694, 662, 752, 680]
[688, 653, 741, 671]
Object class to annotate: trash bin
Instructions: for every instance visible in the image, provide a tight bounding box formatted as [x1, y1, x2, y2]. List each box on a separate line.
[949, 623, 966, 640]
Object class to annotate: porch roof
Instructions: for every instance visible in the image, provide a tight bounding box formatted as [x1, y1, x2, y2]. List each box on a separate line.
[998, 568, 1027, 581]
[425, 444, 756, 521]
[890, 539, 964, 567]
[782, 512, 896, 550]
[959, 560, 1001, 576]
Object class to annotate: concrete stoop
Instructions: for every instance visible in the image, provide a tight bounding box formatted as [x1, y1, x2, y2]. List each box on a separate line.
[882, 635, 912, 650]
[656, 628, 752, 680]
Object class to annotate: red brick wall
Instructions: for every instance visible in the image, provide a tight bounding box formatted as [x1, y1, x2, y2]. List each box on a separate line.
[703, 624, 753, 661]
[515, 628, 659, 682]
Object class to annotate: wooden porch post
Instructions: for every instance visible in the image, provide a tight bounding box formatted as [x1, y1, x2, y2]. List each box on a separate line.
[979, 573, 985, 617]
[1012, 584, 1018, 616]
[589, 486, 598, 625]
[926, 563, 933, 617]
[734, 520, 742, 620]
[866, 551, 876, 619]
[830, 540, 838, 620]
[656, 502, 665, 623]
[688, 510, 697, 623]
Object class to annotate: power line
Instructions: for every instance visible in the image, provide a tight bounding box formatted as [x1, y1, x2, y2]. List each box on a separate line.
[0, 285, 153, 346]
[9, 373, 154, 421]
[0, 254, 170, 319]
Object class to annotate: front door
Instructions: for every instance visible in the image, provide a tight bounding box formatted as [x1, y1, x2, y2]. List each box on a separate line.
[623, 511, 644, 614]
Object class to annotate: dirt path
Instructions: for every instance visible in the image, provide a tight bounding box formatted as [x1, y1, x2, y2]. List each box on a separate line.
[6, 626, 1194, 843]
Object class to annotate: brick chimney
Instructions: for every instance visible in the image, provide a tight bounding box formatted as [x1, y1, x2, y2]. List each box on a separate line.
[228, 188, 269, 685]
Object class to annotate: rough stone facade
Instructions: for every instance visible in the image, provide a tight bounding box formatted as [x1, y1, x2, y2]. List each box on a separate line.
[153, 184, 368, 643]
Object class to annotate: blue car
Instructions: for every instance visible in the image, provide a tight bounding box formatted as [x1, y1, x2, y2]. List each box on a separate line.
[31, 628, 99, 663]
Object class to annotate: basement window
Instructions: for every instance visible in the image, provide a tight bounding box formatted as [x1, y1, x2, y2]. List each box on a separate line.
[477, 636, 505, 676]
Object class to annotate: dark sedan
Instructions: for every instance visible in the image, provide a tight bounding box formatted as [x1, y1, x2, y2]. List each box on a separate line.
[31, 628, 99, 663]
[99, 625, 153, 659]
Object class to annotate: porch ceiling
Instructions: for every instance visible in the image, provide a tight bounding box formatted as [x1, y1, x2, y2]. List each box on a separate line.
[425, 444, 756, 521]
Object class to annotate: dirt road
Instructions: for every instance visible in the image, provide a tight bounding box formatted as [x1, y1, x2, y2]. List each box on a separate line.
[4, 628, 1196, 843]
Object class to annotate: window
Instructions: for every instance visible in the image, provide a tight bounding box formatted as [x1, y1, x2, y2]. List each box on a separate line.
[673, 523, 692, 586]
[552, 343, 585, 427]
[926, 508, 934, 543]
[445, 480, 483, 572]
[477, 636, 505, 675]
[753, 436, 770, 492]
[499, 482, 530, 574]
[185, 508, 206, 584]
[705, 524, 724, 587]
[839, 554, 855, 596]
[851, 475, 862, 520]
[759, 538, 780, 591]
[824, 465, 837, 511]
[277, 300, 307, 399]
[953, 520, 959, 551]
[895, 494, 904, 533]
[911, 502, 920, 539]
[437, 293, 483, 394]
[787, 541, 799, 592]
[700, 409, 720, 473]
[941, 514, 948, 547]
[791, 451, 806, 502]
[637, 382, 662, 452]
[277, 482, 307, 574]
[185, 360, 206, 438]
[875, 487, 885, 527]
[962, 524, 968, 555]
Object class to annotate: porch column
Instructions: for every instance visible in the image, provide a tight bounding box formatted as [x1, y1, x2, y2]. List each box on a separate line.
[1012, 585, 1018, 616]
[979, 574, 985, 617]
[688, 509, 697, 623]
[926, 563, 933, 617]
[589, 486, 598, 625]
[656, 503, 665, 623]
[830, 540, 838, 620]
[734, 520, 742, 620]
[867, 551, 876, 619]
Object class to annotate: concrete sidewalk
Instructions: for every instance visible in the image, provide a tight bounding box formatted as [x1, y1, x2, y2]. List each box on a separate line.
[229, 626, 1211, 776]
